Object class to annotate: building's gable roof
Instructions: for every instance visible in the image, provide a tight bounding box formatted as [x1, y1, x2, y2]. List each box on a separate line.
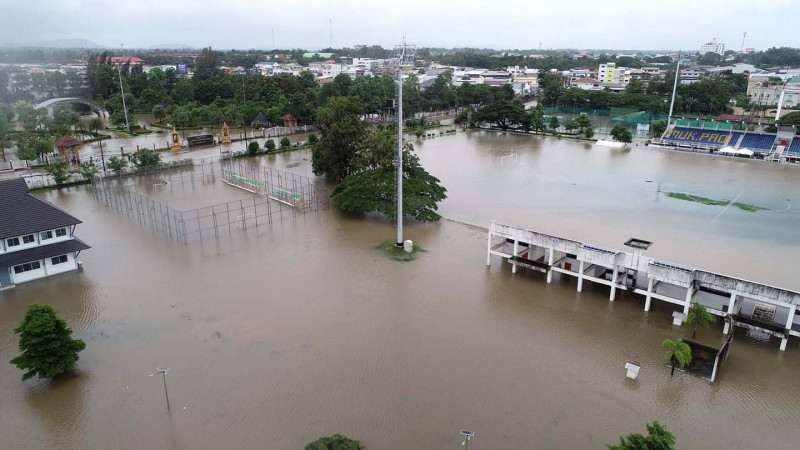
[0, 178, 82, 239]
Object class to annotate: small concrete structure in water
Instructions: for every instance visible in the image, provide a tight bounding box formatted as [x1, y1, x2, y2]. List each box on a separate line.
[486, 221, 800, 352]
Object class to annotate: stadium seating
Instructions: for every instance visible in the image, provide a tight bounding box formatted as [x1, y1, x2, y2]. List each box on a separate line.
[727, 131, 745, 148]
[663, 127, 729, 147]
[738, 133, 778, 152]
[786, 137, 800, 155]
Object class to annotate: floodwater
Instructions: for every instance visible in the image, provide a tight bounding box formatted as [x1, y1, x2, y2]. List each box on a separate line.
[1, 131, 800, 449]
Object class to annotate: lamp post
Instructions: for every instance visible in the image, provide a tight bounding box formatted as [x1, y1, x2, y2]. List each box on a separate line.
[149, 367, 171, 411]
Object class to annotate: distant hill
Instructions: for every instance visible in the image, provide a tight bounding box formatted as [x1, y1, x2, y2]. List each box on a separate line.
[0, 38, 104, 49]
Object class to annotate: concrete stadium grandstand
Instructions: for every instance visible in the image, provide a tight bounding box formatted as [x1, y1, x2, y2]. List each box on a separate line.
[655, 119, 800, 162]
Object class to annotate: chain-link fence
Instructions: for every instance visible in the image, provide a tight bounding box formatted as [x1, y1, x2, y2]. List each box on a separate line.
[93, 160, 327, 245]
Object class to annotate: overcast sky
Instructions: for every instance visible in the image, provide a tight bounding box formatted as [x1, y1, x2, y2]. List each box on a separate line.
[1, 0, 798, 51]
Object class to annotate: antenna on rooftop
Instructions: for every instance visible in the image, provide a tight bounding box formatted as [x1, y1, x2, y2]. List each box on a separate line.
[388, 39, 416, 247]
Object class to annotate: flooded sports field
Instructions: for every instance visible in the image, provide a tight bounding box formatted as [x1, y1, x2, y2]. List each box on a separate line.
[1, 131, 800, 449]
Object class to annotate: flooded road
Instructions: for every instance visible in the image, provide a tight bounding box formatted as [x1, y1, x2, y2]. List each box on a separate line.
[1, 131, 800, 449]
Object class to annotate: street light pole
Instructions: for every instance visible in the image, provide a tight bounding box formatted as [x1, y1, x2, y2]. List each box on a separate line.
[149, 367, 171, 411]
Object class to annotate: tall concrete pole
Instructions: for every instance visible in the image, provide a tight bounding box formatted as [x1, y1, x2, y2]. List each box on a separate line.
[396, 43, 404, 247]
[666, 53, 681, 132]
[118, 44, 130, 132]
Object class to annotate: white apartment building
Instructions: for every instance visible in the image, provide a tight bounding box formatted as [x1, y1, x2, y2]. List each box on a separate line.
[700, 38, 725, 55]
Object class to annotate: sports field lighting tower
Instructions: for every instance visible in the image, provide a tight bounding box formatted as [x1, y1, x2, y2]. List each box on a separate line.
[389, 40, 416, 247]
[666, 52, 681, 133]
[118, 44, 130, 132]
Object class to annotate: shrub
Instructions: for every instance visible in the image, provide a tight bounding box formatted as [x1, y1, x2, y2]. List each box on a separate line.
[248, 141, 259, 155]
[280, 136, 291, 148]
[308, 133, 318, 145]
[265, 140, 276, 151]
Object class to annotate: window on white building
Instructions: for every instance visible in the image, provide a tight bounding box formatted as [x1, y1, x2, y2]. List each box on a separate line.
[40, 230, 53, 240]
[51, 255, 68, 265]
[6, 237, 20, 247]
[55, 228, 68, 237]
[14, 261, 41, 274]
[22, 234, 35, 244]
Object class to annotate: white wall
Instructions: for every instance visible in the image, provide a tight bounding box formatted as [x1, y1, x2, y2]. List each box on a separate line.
[11, 260, 46, 284]
[44, 253, 77, 276]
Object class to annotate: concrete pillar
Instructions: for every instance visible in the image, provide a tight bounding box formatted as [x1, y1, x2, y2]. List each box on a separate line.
[644, 277, 654, 311]
[546, 248, 554, 283]
[683, 284, 694, 315]
[486, 231, 492, 266]
[780, 304, 796, 351]
[512, 239, 519, 274]
[609, 265, 618, 301]
[577, 260, 585, 292]
[723, 293, 736, 334]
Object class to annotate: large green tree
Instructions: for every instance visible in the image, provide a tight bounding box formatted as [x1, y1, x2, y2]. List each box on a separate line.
[305, 434, 363, 450]
[311, 96, 366, 182]
[611, 125, 632, 143]
[608, 421, 676, 450]
[475, 97, 527, 131]
[331, 129, 447, 222]
[10, 304, 86, 381]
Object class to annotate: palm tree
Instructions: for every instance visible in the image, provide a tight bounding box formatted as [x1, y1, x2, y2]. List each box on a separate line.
[686, 302, 716, 339]
[663, 339, 691, 376]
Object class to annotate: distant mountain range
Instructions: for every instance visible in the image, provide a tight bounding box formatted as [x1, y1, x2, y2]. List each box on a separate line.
[0, 38, 104, 49]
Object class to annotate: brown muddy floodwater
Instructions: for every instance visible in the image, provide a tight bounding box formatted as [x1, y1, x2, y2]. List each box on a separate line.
[1, 131, 800, 449]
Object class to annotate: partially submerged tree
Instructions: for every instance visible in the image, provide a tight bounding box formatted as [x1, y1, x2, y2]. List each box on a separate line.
[312, 96, 367, 182]
[474, 97, 527, 131]
[663, 339, 692, 377]
[608, 421, 676, 450]
[107, 155, 128, 176]
[331, 129, 447, 222]
[305, 434, 363, 450]
[79, 161, 100, 181]
[131, 148, 161, 168]
[44, 160, 70, 186]
[10, 304, 86, 381]
[611, 125, 633, 143]
[686, 302, 716, 338]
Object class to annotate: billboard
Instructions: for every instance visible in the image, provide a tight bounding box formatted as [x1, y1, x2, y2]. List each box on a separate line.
[176, 63, 188, 73]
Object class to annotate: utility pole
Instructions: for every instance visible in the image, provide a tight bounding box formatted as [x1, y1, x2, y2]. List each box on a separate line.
[118, 44, 130, 132]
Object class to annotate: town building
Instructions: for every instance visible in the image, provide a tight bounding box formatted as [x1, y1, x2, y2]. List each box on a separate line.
[747, 77, 800, 109]
[598, 63, 631, 85]
[100, 56, 145, 66]
[700, 38, 725, 55]
[680, 68, 707, 85]
[569, 77, 602, 90]
[0, 178, 90, 290]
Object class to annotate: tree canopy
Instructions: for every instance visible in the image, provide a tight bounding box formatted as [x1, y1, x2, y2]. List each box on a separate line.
[608, 421, 676, 450]
[10, 304, 86, 381]
[305, 434, 363, 450]
[311, 96, 367, 182]
[330, 129, 447, 222]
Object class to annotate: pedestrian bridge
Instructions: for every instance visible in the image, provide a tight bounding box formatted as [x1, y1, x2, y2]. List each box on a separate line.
[35, 98, 107, 117]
